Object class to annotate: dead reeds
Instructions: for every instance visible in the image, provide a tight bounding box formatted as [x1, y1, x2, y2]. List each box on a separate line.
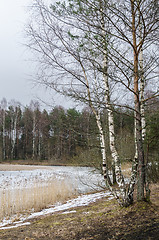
[0, 178, 75, 222]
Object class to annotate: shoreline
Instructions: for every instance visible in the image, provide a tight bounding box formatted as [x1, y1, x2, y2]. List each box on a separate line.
[0, 164, 57, 171]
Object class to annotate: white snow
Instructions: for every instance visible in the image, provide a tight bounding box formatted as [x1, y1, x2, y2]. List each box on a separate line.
[61, 210, 77, 214]
[28, 191, 113, 219]
[0, 222, 31, 230]
[0, 191, 113, 230]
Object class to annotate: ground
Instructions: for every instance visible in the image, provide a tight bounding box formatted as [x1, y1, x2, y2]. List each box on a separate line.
[0, 183, 158, 240]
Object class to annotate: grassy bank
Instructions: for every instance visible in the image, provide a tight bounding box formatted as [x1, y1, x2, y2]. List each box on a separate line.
[0, 183, 158, 240]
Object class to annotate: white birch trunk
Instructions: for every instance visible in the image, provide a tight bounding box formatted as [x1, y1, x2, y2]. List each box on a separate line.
[11, 111, 18, 159]
[126, 110, 138, 203]
[95, 111, 111, 185]
[127, 113, 138, 203]
[1, 98, 7, 160]
[80, 58, 111, 186]
[100, 1, 126, 201]
[138, 2, 150, 200]
[134, 111, 138, 160]
[104, 70, 126, 199]
[2, 109, 6, 160]
[139, 24, 146, 141]
[32, 113, 36, 160]
[38, 131, 41, 159]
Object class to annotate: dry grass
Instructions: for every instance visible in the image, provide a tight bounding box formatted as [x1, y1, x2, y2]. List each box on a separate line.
[0, 179, 75, 222]
[0, 164, 55, 171]
[0, 164, 76, 223]
[0, 183, 158, 240]
[0, 162, 134, 223]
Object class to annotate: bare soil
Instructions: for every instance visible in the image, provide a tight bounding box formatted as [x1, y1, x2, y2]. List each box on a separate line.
[0, 184, 158, 240]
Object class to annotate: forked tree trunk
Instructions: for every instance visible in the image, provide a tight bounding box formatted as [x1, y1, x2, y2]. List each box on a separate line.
[80, 62, 111, 186]
[138, 0, 150, 200]
[93, 109, 127, 205]
[131, 0, 145, 201]
[100, 1, 126, 196]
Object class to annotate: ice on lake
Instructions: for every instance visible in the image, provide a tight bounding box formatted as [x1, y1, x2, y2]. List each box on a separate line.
[0, 166, 105, 193]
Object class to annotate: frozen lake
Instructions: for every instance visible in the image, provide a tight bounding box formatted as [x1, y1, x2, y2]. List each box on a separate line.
[0, 165, 105, 193]
[0, 165, 112, 229]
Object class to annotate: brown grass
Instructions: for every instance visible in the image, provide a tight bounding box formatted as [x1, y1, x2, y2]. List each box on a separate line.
[0, 179, 75, 222]
[0, 164, 55, 171]
[0, 183, 158, 240]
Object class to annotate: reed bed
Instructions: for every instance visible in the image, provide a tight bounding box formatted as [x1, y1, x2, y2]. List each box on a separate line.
[0, 178, 75, 222]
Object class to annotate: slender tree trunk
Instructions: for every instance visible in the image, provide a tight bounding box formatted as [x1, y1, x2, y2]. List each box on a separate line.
[1, 98, 7, 160]
[2, 109, 6, 160]
[80, 62, 111, 186]
[100, 0, 126, 188]
[126, 110, 138, 203]
[139, 20, 146, 141]
[11, 113, 18, 159]
[32, 113, 36, 160]
[104, 69, 127, 199]
[131, 0, 145, 201]
[38, 131, 41, 160]
[138, 0, 150, 200]
[95, 111, 112, 186]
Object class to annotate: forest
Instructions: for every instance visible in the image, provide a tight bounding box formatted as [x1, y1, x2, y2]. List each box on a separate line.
[0, 98, 158, 174]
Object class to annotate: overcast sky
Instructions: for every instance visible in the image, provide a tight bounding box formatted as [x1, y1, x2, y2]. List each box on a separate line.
[0, 0, 75, 110]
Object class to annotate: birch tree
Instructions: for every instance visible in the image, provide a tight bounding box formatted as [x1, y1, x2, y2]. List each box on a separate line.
[8, 100, 21, 159]
[1, 98, 7, 160]
[110, 0, 158, 201]
[27, 0, 113, 184]
[29, 100, 40, 160]
[25, 0, 158, 205]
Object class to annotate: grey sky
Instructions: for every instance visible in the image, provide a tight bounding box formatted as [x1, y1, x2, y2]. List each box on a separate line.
[0, 0, 75, 110]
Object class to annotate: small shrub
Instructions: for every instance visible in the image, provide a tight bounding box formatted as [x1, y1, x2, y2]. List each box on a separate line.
[147, 161, 159, 183]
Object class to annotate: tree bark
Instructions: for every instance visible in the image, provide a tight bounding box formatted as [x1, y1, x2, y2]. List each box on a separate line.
[11, 109, 18, 159]
[32, 113, 36, 160]
[80, 62, 111, 186]
[95, 111, 112, 186]
[100, 0, 126, 189]
[131, 0, 145, 201]
[138, 0, 150, 201]
[2, 109, 6, 160]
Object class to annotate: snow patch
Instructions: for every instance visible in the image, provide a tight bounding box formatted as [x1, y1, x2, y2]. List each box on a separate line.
[0, 191, 113, 230]
[61, 210, 77, 214]
[28, 191, 112, 219]
[0, 222, 30, 230]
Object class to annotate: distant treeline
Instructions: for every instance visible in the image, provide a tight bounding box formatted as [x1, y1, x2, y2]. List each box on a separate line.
[0, 98, 158, 165]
